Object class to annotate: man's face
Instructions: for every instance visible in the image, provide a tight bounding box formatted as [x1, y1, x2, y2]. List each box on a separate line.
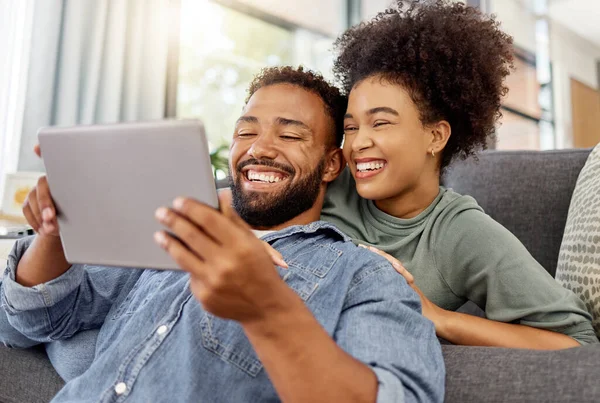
[229, 83, 333, 228]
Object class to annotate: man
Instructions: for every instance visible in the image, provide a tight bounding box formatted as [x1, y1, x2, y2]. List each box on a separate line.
[1, 67, 444, 402]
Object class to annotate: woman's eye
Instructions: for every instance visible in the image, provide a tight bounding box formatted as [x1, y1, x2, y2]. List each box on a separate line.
[344, 126, 358, 133]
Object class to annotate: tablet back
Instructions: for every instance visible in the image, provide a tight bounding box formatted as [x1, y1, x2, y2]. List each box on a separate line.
[38, 120, 218, 270]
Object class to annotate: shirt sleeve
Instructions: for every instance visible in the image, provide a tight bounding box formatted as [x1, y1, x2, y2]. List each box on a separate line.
[1, 236, 141, 342]
[335, 259, 445, 403]
[434, 209, 597, 345]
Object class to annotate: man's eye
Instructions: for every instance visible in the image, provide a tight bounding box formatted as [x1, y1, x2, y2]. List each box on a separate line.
[344, 126, 358, 133]
[237, 132, 256, 138]
[373, 121, 389, 128]
[280, 135, 301, 140]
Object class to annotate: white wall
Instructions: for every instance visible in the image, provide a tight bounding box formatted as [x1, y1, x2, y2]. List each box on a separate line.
[361, 0, 394, 20]
[490, 0, 537, 53]
[236, 0, 345, 37]
[550, 21, 600, 148]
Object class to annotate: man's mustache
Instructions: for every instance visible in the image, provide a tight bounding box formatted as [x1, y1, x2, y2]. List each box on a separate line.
[236, 158, 295, 176]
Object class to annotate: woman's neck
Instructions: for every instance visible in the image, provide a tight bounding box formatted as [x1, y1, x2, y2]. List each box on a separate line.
[374, 178, 441, 219]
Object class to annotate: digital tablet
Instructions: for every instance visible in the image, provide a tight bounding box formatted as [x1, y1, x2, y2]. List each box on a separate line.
[38, 120, 219, 270]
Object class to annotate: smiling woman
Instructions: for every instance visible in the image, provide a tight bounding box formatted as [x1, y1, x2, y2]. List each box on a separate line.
[321, 0, 598, 349]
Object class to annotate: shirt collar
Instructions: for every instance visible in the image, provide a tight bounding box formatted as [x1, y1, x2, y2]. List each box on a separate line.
[258, 221, 352, 244]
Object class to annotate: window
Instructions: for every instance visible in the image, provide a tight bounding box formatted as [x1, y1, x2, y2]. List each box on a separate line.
[496, 48, 555, 150]
[0, 0, 34, 198]
[176, 0, 338, 169]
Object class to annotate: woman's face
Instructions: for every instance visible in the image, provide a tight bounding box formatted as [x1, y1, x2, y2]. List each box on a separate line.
[343, 76, 435, 201]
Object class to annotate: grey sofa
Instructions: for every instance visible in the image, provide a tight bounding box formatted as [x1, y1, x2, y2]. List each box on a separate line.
[1, 149, 599, 403]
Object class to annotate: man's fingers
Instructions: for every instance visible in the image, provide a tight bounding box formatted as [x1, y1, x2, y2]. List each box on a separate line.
[155, 207, 219, 260]
[172, 197, 240, 245]
[360, 244, 414, 284]
[22, 203, 41, 233]
[217, 188, 232, 207]
[261, 240, 287, 269]
[36, 177, 56, 223]
[26, 189, 43, 228]
[34, 144, 42, 158]
[154, 231, 207, 279]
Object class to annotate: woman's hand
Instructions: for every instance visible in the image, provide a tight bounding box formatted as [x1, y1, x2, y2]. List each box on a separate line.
[262, 240, 288, 269]
[361, 245, 447, 332]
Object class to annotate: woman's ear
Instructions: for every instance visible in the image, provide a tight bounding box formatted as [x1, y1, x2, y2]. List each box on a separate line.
[430, 120, 451, 154]
[323, 148, 345, 183]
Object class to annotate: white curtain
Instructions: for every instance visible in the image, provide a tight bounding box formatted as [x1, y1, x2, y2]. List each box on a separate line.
[0, 0, 34, 199]
[18, 0, 173, 172]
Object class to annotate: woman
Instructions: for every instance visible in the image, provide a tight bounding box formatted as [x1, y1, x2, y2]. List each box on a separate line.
[320, 0, 596, 349]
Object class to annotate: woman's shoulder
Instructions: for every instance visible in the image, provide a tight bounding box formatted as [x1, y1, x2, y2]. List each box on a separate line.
[322, 168, 363, 216]
[433, 188, 517, 243]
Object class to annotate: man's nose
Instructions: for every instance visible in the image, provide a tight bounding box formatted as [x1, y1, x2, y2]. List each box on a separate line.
[351, 128, 374, 153]
[247, 134, 277, 160]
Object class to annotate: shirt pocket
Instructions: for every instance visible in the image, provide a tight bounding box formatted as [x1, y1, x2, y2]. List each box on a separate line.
[200, 269, 318, 377]
[277, 236, 343, 279]
[111, 270, 168, 320]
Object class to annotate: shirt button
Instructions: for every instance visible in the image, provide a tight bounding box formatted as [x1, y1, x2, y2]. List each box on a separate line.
[157, 325, 168, 335]
[115, 382, 127, 395]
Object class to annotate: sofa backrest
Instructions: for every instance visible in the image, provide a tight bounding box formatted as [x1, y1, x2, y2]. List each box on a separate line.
[442, 149, 592, 277]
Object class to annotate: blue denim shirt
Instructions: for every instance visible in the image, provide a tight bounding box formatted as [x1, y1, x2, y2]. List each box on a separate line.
[1, 222, 444, 403]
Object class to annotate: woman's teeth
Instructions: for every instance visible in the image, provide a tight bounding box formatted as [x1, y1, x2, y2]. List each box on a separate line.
[356, 161, 386, 172]
[247, 171, 282, 183]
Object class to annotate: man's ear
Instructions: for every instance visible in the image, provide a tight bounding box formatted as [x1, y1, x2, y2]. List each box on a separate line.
[323, 148, 345, 184]
[429, 120, 451, 154]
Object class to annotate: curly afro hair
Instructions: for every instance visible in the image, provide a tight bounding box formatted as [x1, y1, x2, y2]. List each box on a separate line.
[246, 66, 347, 147]
[333, 0, 514, 170]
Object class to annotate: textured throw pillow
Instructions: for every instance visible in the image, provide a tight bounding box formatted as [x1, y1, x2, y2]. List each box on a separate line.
[556, 144, 600, 338]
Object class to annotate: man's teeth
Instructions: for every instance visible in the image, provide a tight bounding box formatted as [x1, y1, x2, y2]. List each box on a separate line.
[356, 161, 386, 172]
[247, 172, 282, 183]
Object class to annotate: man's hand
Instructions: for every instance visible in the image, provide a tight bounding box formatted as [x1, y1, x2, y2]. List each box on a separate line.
[15, 145, 69, 287]
[154, 192, 294, 323]
[22, 145, 60, 237]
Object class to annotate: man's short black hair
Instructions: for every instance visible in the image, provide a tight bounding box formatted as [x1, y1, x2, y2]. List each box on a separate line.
[333, 0, 514, 170]
[246, 66, 346, 147]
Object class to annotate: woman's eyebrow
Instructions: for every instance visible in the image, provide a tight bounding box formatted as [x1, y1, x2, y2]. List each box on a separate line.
[366, 107, 399, 116]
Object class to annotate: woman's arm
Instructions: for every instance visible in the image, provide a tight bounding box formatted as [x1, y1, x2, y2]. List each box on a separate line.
[435, 308, 580, 349]
[366, 245, 589, 349]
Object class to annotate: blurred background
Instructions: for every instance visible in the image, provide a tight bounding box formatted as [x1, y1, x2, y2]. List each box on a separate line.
[1, 0, 599, 185]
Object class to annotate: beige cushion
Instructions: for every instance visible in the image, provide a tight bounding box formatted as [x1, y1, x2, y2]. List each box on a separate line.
[556, 144, 600, 337]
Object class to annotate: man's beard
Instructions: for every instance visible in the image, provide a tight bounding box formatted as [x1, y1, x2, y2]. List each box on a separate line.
[229, 158, 326, 228]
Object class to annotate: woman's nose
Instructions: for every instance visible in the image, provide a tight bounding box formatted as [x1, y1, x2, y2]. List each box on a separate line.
[351, 129, 374, 152]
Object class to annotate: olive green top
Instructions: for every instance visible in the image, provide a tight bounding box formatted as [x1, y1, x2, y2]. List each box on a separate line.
[321, 169, 598, 345]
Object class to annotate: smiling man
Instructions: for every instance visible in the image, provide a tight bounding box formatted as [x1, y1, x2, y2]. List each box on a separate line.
[1, 67, 444, 403]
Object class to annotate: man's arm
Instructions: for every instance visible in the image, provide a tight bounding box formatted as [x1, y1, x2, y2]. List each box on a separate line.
[242, 284, 379, 403]
[2, 236, 141, 342]
[15, 234, 70, 287]
[154, 196, 444, 403]
[242, 262, 445, 403]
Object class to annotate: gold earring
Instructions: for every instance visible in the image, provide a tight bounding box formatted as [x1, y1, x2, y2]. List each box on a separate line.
[431, 149, 435, 158]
